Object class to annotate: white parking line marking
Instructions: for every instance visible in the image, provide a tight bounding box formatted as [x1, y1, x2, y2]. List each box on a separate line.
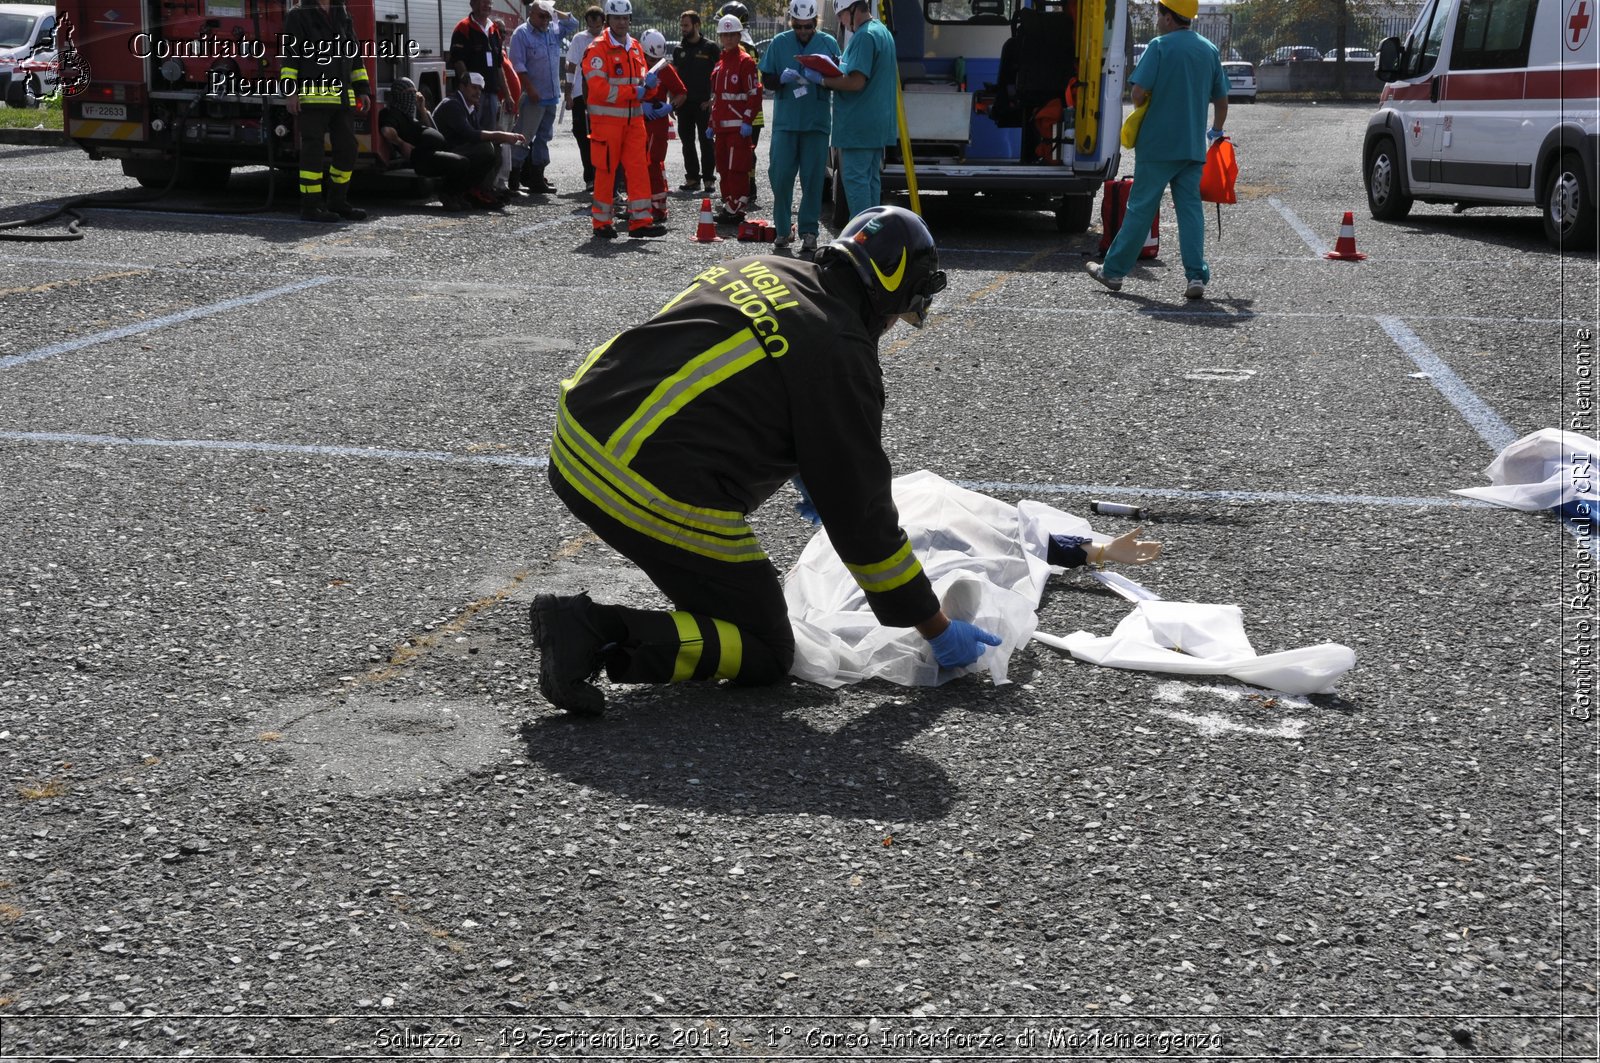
[1268, 196, 1331, 257]
[1376, 314, 1518, 452]
[0, 430, 550, 468]
[0, 277, 337, 370]
[1156, 708, 1309, 739]
[0, 430, 1497, 507]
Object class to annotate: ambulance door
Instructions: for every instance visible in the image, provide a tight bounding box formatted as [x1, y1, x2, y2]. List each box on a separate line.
[1433, 0, 1540, 203]
[1388, 0, 1457, 194]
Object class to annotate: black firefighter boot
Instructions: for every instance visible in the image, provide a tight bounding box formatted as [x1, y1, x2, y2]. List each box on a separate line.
[532, 165, 557, 194]
[327, 181, 367, 222]
[300, 191, 339, 224]
[529, 593, 611, 716]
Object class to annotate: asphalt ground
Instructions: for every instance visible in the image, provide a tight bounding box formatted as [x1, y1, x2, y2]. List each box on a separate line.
[0, 100, 1596, 1059]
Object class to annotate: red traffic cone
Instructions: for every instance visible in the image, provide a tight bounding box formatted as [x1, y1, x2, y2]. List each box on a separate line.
[691, 197, 721, 243]
[1325, 211, 1367, 261]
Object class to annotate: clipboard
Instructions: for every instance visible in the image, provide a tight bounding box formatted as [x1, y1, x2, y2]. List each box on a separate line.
[795, 53, 843, 78]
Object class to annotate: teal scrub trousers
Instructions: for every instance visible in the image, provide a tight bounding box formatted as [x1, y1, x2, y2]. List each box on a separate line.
[837, 146, 883, 222]
[1102, 157, 1211, 285]
[768, 128, 830, 238]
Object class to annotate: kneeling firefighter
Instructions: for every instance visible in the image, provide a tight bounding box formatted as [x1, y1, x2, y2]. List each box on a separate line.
[532, 206, 1000, 715]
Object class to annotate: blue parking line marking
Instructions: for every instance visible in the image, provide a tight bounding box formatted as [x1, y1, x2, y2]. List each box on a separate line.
[0, 277, 337, 370]
[1376, 314, 1519, 453]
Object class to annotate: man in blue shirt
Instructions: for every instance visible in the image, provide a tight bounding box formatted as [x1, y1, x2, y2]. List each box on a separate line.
[1087, 0, 1228, 300]
[510, 0, 577, 194]
[800, 0, 896, 222]
[759, 0, 840, 255]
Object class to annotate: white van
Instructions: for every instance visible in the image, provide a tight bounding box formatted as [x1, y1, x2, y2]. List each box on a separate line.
[0, 3, 55, 107]
[1364, 0, 1598, 248]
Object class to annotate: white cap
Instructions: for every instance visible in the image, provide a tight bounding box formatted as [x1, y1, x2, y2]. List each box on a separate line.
[464, 72, 486, 88]
[716, 13, 742, 33]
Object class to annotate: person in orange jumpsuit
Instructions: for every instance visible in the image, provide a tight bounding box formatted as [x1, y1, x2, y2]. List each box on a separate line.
[582, 0, 663, 238]
[708, 13, 761, 224]
[638, 29, 688, 224]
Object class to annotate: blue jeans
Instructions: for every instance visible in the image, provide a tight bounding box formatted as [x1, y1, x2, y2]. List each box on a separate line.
[768, 129, 829, 237]
[837, 146, 883, 222]
[1102, 157, 1210, 285]
[515, 99, 559, 167]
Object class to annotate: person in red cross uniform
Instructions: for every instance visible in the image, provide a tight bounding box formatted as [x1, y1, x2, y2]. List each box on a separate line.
[709, 13, 761, 223]
[638, 29, 688, 223]
[582, 0, 663, 238]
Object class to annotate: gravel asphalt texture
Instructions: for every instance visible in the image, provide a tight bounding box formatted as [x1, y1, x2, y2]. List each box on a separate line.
[0, 99, 1596, 1059]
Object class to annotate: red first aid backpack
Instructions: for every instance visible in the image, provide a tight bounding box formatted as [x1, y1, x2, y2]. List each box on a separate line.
[1098, 178, 1159, 259]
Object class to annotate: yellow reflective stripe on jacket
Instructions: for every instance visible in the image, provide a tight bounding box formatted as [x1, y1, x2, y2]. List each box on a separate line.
[550, 436, 767, 562]
[671, 612, 701, 681]
[564, 333, 619, 390]
[607, 331, 767, 464]
[845, 539, 924, 594]
[556, 403, 749, 534]
[711, 618, 742, 679]
[281, 64, 299, 79]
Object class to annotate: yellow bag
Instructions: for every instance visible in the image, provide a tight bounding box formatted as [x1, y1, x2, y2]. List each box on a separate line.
[1120, 97, 1149, 149]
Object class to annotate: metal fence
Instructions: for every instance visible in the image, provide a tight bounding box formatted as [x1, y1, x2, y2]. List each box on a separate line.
[1127, 3, 1425, 67]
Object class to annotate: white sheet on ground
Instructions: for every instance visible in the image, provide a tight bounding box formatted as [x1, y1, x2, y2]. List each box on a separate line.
[784, 470, 1356, 696]
[1452, 428, 1600, 511]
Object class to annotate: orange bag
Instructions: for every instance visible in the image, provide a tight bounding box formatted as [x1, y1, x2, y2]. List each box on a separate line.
[1200, 135, 1237, 204]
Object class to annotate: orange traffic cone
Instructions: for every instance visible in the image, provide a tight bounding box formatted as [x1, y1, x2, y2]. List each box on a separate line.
[691, 197, 721, 243]
[1325, 211, 1366, 261]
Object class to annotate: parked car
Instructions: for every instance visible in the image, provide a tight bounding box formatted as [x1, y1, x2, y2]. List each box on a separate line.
[1221, 60, 1256, 102]
[1262, 45, 1323, 65]
[0, 3, 55, 107]
[1324, 46, 1376, 63]
[8, 47, 53, 105]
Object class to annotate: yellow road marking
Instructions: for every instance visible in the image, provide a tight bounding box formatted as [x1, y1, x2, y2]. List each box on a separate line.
[0, 269, 148, 299]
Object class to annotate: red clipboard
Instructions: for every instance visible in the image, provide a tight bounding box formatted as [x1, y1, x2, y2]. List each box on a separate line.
[796, 53, 843, 78]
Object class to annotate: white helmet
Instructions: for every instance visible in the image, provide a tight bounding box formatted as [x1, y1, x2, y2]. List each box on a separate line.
[640, 28, 667, 58]
[603, 0, 631, 16]
[716, 13, 743, 34]
[788, 0, 817, 19]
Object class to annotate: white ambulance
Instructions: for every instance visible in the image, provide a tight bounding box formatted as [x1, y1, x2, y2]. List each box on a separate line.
[1364, 0, 1598, 249]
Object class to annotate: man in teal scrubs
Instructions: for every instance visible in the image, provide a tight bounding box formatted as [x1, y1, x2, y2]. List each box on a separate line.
[760, 0, 840, 254]
[800, 0, 896, 221]
[1087, 0, 1227, 300]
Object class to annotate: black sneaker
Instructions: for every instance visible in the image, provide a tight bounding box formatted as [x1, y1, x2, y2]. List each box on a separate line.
[592, 226, 617, 240]
[678, 178, 701, 191]
[529, 593, 607, 716]
[630, 224, 668, 238]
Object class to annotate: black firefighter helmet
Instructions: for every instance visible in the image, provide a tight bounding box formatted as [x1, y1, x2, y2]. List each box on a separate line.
[819, 205, 947, 329]
[717, 1, 750, 23]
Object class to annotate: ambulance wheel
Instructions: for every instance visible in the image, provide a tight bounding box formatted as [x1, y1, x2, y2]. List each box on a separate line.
[1365, 135, 1412, 221]
[1055, 193, 1093, 233]
[1543, 151, 1596, 251]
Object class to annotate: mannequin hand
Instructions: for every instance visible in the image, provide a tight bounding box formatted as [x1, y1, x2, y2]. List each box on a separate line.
[1103, 526, 1162, 565]
[780, 67, 802, 85]
[927, 620, 1003, 668]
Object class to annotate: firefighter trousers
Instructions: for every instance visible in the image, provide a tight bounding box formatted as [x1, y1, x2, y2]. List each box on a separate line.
[296, 104, 358, 197]
[589, 115, 653, 231]
[548, 466, 795, 687]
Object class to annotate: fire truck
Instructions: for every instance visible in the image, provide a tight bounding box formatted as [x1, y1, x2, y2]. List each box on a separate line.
[55, 0, 520, 187]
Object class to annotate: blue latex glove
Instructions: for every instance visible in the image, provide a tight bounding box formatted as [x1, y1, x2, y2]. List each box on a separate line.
[643, 101, 665, 120]
[791, 477, 820, 526]
[539, 96, 559, 108]
[780, 67, 802, 86]
[802, 66, 826, 84]
[927, 620, 1003, 669]
[644, 70, 659, 90]
[705, 125, 714, 142]
[1207, 127, 1225, 143]
[739, 122, 752, 137]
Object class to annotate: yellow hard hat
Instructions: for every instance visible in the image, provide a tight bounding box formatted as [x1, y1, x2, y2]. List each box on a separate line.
[1161, 0, 1198, 20]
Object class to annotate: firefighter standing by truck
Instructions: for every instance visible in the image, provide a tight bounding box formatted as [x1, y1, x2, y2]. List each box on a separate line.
[280, 0, 371, 223]
[583, 0, 662, 239]
[529, 206, 1002, 718]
